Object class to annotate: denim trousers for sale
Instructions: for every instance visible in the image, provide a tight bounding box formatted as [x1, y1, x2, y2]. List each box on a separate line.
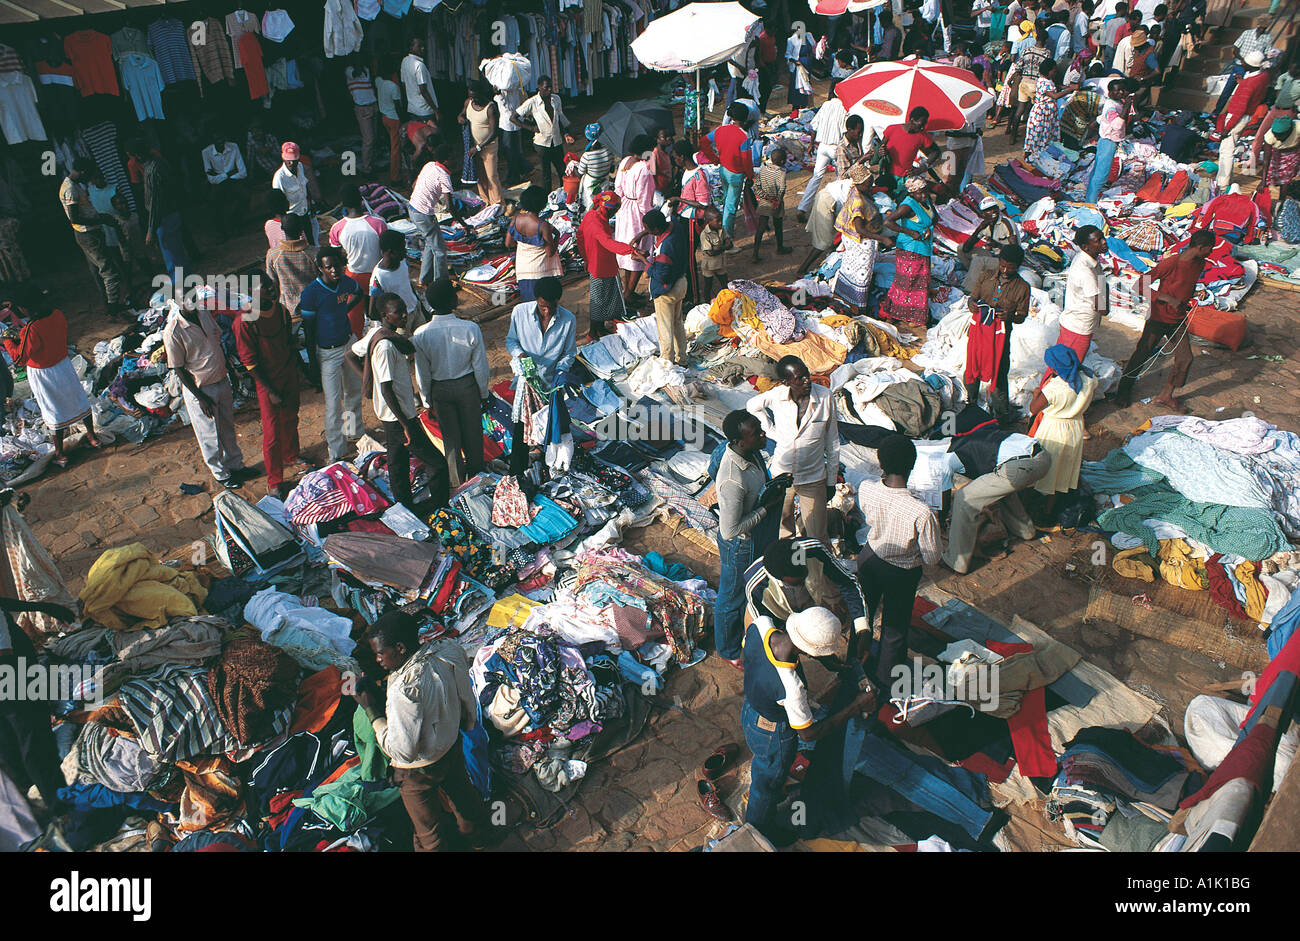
[855, 729, 994, 842]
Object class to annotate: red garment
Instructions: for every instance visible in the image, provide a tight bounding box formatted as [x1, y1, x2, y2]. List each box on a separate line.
[883, 125, 934, 176]
[234, 302, 301, 488]
[1195, 193, 1263, 245]
[1178, 706, 1282, 809]
[240, 32, 268, 99]
[290, 666, 342, 734]
[1217, 70, 1271, 136]
[1113, 21, 1132, 42]
[984, 640, 1057, 778]
[707, 124, 754, 177]
[63, 30, 119, 97]
[431, 558, 463, 614]
[577, 208, 634, 278]
[957, 752, 1016, 784]
[6, 310, 70, 370]
[1144, 251, 1208, 324]
[759, 32, 778, 64]
[1206, 554, 1251, 620]
[963, 308, 1007, 385]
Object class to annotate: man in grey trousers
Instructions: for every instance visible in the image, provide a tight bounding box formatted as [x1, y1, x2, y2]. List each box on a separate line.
[411, 278, 490, 488]
[941, 404, 1052, 574]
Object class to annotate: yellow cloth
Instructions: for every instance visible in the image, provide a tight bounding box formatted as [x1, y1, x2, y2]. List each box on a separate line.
[707, 289, 757, 339]
[864, 322, 917, 360]
[79, 543, 207, 631]
[754, 376, 779, 391]
[487, 593, 539, 631]
[748, 325, 849, 376]
[1155, 538, 1209, 591]
[1164, 202, 1198, 218]
[1235, 561, 1268, 621]
[1113, 545, 1156, 582]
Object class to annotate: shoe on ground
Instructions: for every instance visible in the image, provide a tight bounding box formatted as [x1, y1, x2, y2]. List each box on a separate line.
[696, 778, 734, 822]
[701, 743, 741, 782]
[219, 477, 242, 490]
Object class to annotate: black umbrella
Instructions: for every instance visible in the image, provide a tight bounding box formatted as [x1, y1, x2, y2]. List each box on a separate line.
[595, 100, 676, 156]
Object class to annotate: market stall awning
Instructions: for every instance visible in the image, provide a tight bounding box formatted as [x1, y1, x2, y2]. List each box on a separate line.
[630, 0, 762, 72]
[0, 0, 172, 26]
[836, 56, 993, 133]
[807, 0, 888, 14]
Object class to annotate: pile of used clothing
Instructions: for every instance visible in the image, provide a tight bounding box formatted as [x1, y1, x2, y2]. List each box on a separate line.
[1083, 415, 1300, 628]
[23, 439, 713, 851]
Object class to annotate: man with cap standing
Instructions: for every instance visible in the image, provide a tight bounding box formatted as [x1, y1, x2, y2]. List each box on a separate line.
[965, 244, 1031, 422]
[1251, 58, 1300, 172]
[941, 404, 1052, 574]
[1216, 52, 1273, 189]
[741, 606, 876, 843]
[273, 142, 318, 246]
[959, 196, 1021, 289]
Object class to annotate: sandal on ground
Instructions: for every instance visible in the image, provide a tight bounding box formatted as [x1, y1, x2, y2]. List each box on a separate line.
[52, 456, 70, 469]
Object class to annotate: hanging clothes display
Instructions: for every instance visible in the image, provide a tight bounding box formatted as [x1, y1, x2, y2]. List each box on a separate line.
[225, 10, 261, 70]
[147, 18, 198, 86]
[119, 53, 166, 122]
[240, 33, 270, 100]
[0, 48, 45, 144]
[63, 29, 119, 97]
[189, 17, 236, 94]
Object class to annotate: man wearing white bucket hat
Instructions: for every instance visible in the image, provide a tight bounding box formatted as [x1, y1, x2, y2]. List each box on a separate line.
[740, 605, 877, 842]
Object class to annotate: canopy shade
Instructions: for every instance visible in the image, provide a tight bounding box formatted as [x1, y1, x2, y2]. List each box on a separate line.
[630, 1, 762, 72]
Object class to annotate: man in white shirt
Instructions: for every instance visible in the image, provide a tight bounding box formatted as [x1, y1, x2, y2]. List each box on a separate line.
[271, 141, 318, 245]
[346, 292, 450, 509]
[514, 76, 574, 192]
[795, 94, 847, 220]
[328, 184, 386, 291]
[411, 279, 490, 488]
[401, 37, 438, 122]
[202, 138, 248, 240]
[745, 355, 837, 547]
[1050, 224, 1108, 368]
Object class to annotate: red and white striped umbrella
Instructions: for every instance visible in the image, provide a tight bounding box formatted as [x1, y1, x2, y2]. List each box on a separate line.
[835, 56, 994, 133]
[807, 0, 888, 14]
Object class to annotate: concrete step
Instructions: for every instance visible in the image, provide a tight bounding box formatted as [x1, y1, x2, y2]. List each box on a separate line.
[1159, 85, 1220, 113]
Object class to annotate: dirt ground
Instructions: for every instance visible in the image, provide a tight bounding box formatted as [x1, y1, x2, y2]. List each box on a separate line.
[25, 74, 1300, 851]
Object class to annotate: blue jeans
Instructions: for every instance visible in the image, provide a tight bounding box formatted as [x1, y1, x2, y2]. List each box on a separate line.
[409, 208, 448, 285]
[1085, 136, 1118, 204]
[156, 210, 189, 285]
[720, 167, 744, 236]
[742, 701, 797, 836]
[714, 534, 756, 659]
[1214, 63, 1247, 115]
[855, 729, 994, 842]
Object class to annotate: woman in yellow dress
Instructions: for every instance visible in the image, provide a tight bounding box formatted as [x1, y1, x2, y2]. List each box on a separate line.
[1030, 344, 1097, 519]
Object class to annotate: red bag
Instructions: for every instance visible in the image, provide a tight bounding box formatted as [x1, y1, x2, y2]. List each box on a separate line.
[1188, 306, 1246, 351]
